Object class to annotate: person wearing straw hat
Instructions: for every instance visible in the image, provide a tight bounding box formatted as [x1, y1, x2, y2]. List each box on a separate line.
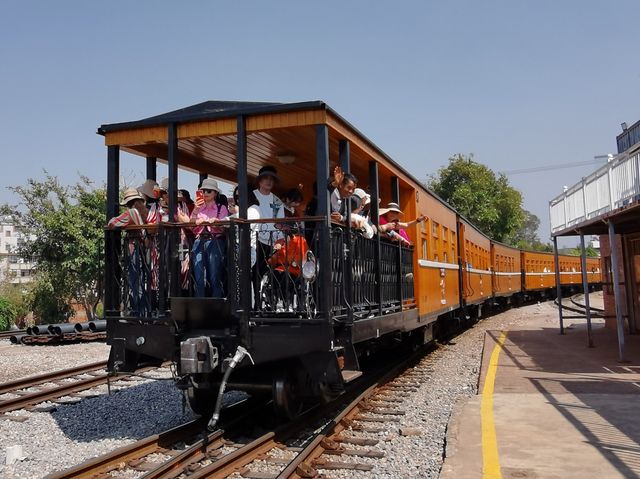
[107, 188, 150, 315]
[378, 202, 425, 246]
[138, 179, 164, 224]
[107, 188, 147, 228]
[350, 189, 375, 239]
[190, 177, 229, 298]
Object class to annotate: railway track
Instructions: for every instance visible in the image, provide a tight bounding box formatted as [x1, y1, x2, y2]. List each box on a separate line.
[0, 361, 163, 415]
[51, 344, 437, 479]
[556, 292, 605, 317]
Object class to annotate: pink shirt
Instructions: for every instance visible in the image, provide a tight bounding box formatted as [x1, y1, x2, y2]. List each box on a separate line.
[191, 202, 229, 237]
[379, 216, 410, 243]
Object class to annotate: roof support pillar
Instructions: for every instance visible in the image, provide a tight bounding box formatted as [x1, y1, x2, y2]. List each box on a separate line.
[146, 157, 157, 181]
[391, 176, 400, 204]
[579, 232, 594, 347]
[608, 221, 626, 362]
[167, 123, 180, 299]
[369, 160, 382, 316]
[339, 140, 354, 326]
[390, 176, 402, 306]
[316, 125, 333, 331]
[236, 115, 250, 346]
[105, 145, 121, 316]
[553, 236, 564, 334]
[199, 173, 208, 187]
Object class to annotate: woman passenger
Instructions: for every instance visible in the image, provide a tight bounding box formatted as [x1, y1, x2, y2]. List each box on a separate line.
[190, 178, 229, 298]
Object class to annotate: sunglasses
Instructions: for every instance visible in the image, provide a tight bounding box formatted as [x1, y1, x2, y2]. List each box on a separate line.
[201, 189, 215, 193]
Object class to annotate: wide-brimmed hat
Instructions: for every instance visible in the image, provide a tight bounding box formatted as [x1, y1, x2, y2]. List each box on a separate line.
[138, 179, 160, 200]
[200, 177, 220, 193]
[257, 165, 280, 182]
[353, 188, 367, 201]
[121, 187, 144, 206]
[378, 202, 404, 216]
[159, 177, 169, 192]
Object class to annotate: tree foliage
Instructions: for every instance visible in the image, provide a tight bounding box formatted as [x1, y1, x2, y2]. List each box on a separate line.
[512, 210, 553, 251]
[0, 297, 17, 331]
[565, 245, 599, 257]
[1, 173, 106, 322]
[428, 154, 526, 244]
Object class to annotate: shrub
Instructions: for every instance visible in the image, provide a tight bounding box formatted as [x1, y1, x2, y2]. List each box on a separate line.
[0, 297, 17, 331]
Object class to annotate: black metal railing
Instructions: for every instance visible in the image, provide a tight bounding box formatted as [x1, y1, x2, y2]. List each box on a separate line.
[104, 217, 415, 322]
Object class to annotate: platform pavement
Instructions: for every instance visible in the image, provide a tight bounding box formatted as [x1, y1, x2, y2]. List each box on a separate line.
[440, 306, 640, 479]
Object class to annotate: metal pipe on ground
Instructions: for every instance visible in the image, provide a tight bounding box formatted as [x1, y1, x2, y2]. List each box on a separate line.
[52, 324, 78, 336]
[89, 320, 107, 332]
[32, 324, 55, 335]
[26, 327, 34, 336]
[10, 335, 26, 344]
[74, 322, 91, 333]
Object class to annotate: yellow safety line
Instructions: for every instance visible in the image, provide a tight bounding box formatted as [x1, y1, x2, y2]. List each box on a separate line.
[481, 331, 507, 479]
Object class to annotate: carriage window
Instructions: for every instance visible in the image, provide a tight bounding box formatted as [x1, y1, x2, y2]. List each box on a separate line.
[432, 222, 439, 238]
[422, 239, 427, 259]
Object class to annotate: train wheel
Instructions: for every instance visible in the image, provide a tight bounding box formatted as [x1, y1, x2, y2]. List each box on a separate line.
[186, 386, 217, 417]
[273, 370, 303, 420]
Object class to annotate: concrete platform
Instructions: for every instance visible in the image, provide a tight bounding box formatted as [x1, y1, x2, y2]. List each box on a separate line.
[441, 302, 640, 479]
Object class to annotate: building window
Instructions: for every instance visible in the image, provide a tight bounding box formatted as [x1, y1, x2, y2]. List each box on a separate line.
[5, 230, 10, 237]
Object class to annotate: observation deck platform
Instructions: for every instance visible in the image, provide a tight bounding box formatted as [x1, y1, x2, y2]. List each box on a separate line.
[441, 299, 640, 479]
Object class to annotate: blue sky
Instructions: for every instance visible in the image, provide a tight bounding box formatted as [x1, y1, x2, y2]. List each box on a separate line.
[1, 1, 638, 244]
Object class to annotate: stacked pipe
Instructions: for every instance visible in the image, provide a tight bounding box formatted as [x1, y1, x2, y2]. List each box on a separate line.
[9, 321, 106, 344]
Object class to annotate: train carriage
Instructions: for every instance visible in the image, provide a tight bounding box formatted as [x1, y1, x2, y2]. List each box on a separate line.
[521, 250, 556, 291]
[458, 216, 492, 307]
[491, 241, 522, 298]
[98, 99, 602, 421]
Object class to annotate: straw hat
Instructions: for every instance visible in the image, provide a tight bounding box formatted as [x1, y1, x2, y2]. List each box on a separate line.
[121, 187, 144, 206]
[200, 177, 220, 193]
[138, 179, 159, 199]
[378, 202, 404, 216]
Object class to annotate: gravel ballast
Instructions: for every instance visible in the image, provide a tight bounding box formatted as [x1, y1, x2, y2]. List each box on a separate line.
[0, 300, 569, 478]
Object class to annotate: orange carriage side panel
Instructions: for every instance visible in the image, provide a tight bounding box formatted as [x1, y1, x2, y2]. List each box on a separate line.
[559, 255, 583, 285]
[586, 257, 602, 283]
[458, 217, 492, 305]
[412, 188, 460, 318]
[491, 242, 522, 297]
[521, 250, 556, 290]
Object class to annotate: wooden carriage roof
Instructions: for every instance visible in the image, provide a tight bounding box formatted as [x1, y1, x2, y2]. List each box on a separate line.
[97, 100, 433, 204]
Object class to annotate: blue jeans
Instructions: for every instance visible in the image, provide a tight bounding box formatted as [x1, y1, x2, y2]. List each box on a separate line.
[127, 244, 149, 316]
[192, 237, 226, 297]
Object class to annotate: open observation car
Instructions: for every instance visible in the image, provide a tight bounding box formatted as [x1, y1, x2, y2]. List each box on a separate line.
[100, 100, 602, 420]
[100, 101, 431, 419]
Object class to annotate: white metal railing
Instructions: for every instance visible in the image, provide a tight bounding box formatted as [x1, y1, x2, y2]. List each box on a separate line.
[549, 151, 640, 234]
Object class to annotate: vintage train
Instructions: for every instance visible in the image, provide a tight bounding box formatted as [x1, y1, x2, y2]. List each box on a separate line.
[99, 100, 601, 422]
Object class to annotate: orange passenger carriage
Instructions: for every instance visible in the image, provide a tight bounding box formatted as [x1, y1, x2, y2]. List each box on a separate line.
[458, 216, 492, 307]
[491, 241, 522, 297]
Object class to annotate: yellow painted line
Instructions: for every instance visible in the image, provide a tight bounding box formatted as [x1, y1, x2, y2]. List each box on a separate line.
[481, 331, 507, 479]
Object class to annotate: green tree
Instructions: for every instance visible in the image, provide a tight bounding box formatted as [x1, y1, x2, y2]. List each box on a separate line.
[0, 297, 17, 331]
[512, 210, 553, 251]
[0, 173, 106, 322]
[428, 154, 525, 243]
[565, 244, 599, 257]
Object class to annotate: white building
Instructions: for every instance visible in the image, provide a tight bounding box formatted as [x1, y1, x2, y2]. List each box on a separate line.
[0, 216, 36, 285]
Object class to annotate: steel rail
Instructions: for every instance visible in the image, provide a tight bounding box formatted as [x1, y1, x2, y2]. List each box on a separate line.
[0, 329, 26, 339]
[45, 419, 209, 479]
[0, 361, 108, 395]
[278, 385, 376, 478]
[0, 365, 157, 414]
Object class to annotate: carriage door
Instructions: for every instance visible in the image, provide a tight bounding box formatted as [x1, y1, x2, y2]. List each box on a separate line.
[624, 234, 640, 334]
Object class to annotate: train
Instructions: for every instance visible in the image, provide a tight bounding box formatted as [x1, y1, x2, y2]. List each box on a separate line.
[98, 100, 601, 422]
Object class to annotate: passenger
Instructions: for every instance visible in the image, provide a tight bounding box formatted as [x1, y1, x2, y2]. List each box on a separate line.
[329, 166, 358, 223]
[378, 202, 425, 246]
[138, 179, 163, 224]
[350, 190, 375, 239]
[282, 188, 304, 218]
[190, 178, 229, 298]
[107, 188, 149, 315]
[252, 165, 285, 306]
[303, 181, 318, 246]
[228, 185, 261, 268]
[180, 189, 195, 214]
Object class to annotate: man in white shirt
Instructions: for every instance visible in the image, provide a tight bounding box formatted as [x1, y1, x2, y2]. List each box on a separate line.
[252, 165, 284, 307]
